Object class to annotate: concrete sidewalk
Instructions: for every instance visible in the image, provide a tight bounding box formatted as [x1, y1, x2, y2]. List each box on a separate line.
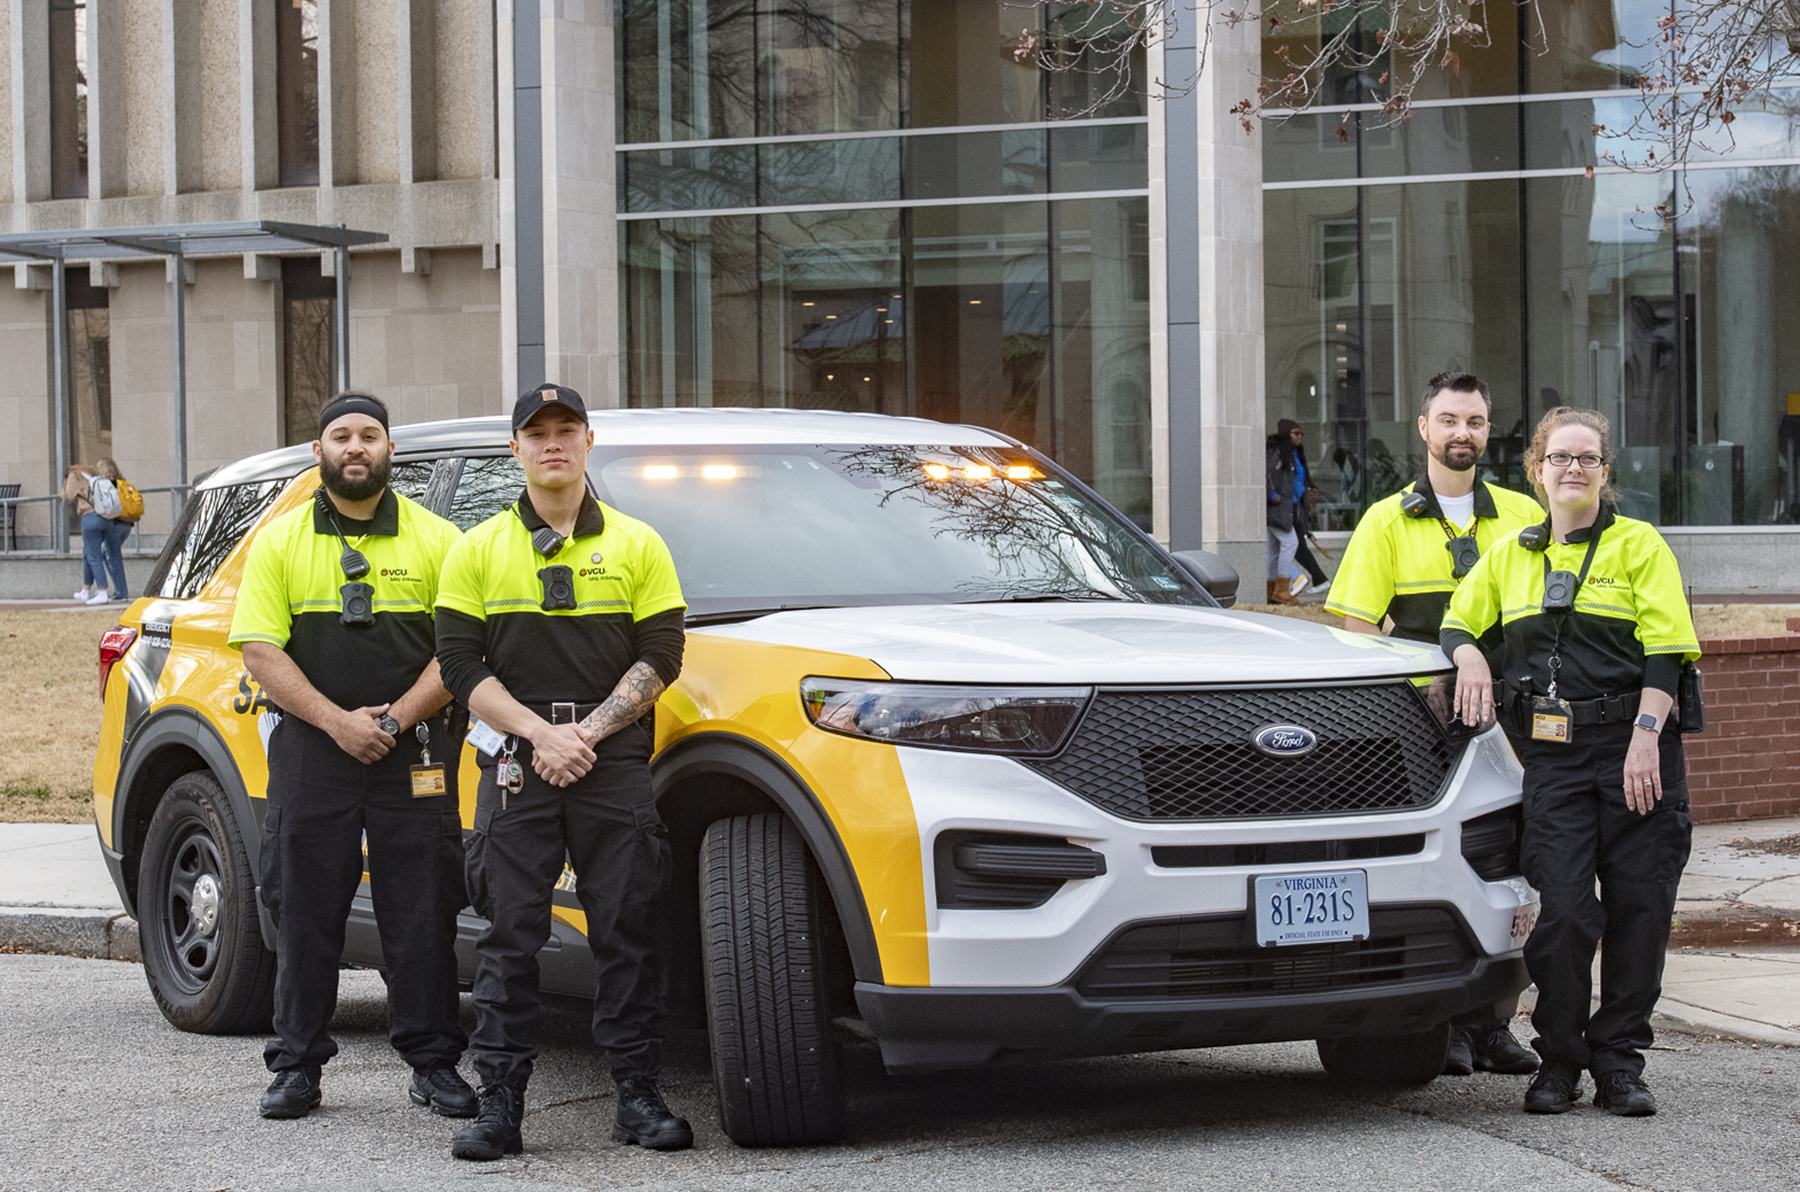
[0, 822, 138, 962]
[2, 815, 1797, 1046]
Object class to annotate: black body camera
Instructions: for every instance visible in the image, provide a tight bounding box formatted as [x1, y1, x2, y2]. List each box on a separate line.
[340, 581, 376, 627]
[538, 565, 577, 610]
[1445, 534, 1481, 578]
[1542, 569, 1579, 613]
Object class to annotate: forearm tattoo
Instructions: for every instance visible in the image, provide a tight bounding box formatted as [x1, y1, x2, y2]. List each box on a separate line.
[578, 661, 666, 743]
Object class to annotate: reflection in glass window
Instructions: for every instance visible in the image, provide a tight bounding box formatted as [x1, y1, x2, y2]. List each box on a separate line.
[277, 0, 321, 186]
[447, 457, 525, 530]
[590, 445, 1202, 616]
[1264, 181, 1524, 527]
[282, 257, 337, 446]
[388, 462, 436, 505]
[623, 198, 1151, 526]
[151, 482, 288, 600]
[65, 268, 111, 471]
[49, 1, 87, 198]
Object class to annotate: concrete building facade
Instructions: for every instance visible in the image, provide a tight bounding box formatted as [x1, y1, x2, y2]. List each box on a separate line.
[3, 3, 1796, 594]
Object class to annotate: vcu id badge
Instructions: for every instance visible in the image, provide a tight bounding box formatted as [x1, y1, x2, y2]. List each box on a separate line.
[410, 722, 448, 797]
[1531, 696, 1574, 743]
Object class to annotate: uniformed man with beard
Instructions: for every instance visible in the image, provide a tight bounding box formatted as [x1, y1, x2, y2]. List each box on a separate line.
[1325, 372, 1546, 1077]
[230, 392, 473, 1120]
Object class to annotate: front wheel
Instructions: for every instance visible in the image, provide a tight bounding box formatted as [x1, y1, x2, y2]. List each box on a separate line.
[700, 813, 845, 1146]
[1316, 1022, 1451, 1086]
[138, 771, 276, 1034]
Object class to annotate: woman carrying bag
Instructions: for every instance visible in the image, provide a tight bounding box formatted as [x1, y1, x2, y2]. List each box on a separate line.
[62, 458, 138, 604]
[1441, 407, 1699, 1119]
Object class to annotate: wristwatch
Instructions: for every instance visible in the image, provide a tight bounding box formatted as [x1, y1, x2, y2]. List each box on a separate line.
[379, 714, 401, 737]
[1633, 713, 1661, 733]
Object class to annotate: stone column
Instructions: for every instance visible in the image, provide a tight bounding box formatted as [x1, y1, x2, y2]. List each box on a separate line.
[1156, 11, 1266, 584]
[537, 1, 619, 404]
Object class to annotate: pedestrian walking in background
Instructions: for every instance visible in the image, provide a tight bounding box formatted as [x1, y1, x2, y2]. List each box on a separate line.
[1445, 406, 1699, 1118]
[62, 458, 137, 604]
[1265, 419, 1305, 606]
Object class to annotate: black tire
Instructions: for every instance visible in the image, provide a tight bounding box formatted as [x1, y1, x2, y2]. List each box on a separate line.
[1316, 1022, 1451, 1086]
[138, 771, 276, 1034]
[700, 813, 845, 1147]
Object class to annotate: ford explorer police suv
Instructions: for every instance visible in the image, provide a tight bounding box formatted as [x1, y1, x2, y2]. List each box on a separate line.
[93, 408, 1534, 1146]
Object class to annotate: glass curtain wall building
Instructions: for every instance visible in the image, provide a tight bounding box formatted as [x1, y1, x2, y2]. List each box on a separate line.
[615, 1, 1155, 525]
[1262, 0, 1800, 528]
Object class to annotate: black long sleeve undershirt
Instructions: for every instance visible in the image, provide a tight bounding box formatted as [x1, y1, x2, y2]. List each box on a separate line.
[1439, 626, 1679, 698]
[434, 607, 686, 707]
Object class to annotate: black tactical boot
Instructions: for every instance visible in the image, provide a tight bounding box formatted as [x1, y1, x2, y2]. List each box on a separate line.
[1441, 1026, 1475, 1076]
[410, 1064, 479, 1117]
[1592, 1070, 1658, 1116]
[1472, 1026, 1542, 1075]
[1523, 1062, 1582, 1114]
[612, 1078, 694, 1151]
[259, 1068, 322, 1119]
[451, 1084, 525, 1160]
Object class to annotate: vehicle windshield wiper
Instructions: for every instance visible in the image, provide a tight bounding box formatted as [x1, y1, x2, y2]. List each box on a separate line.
[685, 604, 845, 626]
[954, 589, 1128, 604]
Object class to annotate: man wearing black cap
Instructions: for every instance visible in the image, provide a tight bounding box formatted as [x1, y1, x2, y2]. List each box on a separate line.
[434, 384, 691, 1161]
[230, 392, 475, 1120]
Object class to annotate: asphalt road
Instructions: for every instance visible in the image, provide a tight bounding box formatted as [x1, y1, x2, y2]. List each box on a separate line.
[3, 956, 1794, 1192]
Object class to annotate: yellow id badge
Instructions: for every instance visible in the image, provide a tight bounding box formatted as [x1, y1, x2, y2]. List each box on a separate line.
[1530, 696, 1574, 743]
[409, 764, 448, 797]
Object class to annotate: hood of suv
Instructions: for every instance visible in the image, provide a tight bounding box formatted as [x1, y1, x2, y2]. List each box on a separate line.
[693, 603, 1443, 685]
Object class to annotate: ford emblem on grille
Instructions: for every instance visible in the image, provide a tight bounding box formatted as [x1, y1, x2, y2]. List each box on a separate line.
[1252, 725, 1318, 757]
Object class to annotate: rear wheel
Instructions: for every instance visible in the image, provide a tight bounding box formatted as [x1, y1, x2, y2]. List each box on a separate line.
[138, 771, 275, 1034]
[700, 813, 845, 1146]
[1316, 1022, 1451, 1086]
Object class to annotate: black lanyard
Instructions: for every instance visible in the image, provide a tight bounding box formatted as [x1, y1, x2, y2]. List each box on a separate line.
[1541, 527, 1602, 697]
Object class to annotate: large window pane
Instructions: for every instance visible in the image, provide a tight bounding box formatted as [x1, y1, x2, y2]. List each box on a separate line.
[619, 0, 903, 143]
[1526, 0, 1667, 93]
[1683, 168, 1800, 525]
[277, 1, 321, 187]
[622, 198, 1149, 516]
[1264, 181, 1523, 527]
[623, 215, 761, 407]
[761, 208, 907, 412]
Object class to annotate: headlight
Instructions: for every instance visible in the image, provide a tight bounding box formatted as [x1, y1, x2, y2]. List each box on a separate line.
[800, 679, 1091, 755]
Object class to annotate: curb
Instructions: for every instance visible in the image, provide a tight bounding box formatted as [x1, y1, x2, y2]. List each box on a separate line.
[0, 907, 140, 963]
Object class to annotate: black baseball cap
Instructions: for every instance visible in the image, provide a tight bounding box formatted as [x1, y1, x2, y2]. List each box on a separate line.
[511, 383, 589, 432]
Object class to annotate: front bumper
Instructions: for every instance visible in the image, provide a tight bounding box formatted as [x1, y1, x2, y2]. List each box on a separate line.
[856, 952, 1529, 1073]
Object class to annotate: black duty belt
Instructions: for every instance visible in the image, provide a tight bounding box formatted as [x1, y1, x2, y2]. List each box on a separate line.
[1497, 684, 1638, 728]
[524, 701, 604, 726]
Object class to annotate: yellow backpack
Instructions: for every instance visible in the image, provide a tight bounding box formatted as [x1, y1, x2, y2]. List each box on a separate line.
[116, 477, 145, 522]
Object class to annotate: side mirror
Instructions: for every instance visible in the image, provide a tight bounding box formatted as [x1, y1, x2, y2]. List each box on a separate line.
[1171, 550, 1238, 608]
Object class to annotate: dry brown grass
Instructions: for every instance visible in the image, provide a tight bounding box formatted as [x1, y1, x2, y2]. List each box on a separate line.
[0, 608, 117, 823]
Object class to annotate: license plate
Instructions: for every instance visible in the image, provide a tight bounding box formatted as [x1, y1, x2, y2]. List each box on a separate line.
[1253, 869, 1369, 947]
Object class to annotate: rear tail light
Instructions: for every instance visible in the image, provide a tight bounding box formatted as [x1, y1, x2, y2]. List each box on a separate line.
[98, 625, 138, 701]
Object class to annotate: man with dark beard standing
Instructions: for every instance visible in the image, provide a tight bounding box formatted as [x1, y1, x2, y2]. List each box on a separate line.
[230, 392, 474, 1120]
[1325, 371, 1546, 1077]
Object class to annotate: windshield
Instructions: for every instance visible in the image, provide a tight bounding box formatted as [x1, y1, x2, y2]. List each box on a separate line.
[582, 444, 1211, 618]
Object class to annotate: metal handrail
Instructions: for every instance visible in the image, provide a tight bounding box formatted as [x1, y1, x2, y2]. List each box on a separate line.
[0, 485, 191, 556]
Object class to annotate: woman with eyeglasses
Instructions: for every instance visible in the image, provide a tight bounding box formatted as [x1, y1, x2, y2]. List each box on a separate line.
[1441, 407, 1700, 1119]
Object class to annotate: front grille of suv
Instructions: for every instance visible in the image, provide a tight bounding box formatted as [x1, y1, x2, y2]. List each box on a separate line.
[1023, 683, 1456, 821]
[1075, 906, 1475, 1000]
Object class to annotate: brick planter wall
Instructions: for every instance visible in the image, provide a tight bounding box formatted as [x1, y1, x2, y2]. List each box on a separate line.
[1684, 635, 1800, 823]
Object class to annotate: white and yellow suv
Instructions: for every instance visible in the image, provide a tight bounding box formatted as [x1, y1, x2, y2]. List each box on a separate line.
[93, 409, 1533, 1146]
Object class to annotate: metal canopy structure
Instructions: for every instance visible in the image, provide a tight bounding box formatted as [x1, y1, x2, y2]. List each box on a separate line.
[0, 221, 387, 550]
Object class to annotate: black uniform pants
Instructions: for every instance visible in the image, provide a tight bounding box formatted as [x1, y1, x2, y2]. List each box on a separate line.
[1512, 722, 1692, 1078]
[463, 730, 668, 1091]
[260, 716, 468, 1075]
